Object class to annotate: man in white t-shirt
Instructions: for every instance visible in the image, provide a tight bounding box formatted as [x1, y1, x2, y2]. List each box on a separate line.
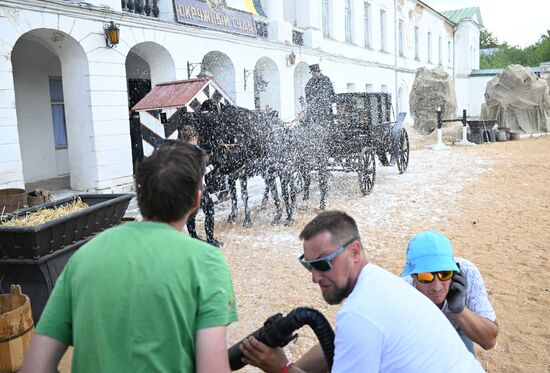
[401, 231, 499, 354]
[238, 211, 484, 373]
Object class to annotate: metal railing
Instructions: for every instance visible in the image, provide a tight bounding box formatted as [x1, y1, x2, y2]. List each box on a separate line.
[122, 0, 159, 17]
[292, 30, 303, 46]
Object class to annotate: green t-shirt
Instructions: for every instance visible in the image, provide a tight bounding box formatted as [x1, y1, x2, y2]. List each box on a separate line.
[37, 221, 238, 373]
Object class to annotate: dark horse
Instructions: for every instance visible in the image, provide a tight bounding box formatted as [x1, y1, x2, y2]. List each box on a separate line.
[177, 102, 284, 227]
[259, 114, 330, 225]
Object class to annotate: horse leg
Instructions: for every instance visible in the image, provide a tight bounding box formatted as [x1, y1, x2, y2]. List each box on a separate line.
[241, 177, 252, 228]
[281, 174, 294, 226]
[300, 167, 310, 211]
[261, 176, 270, 210]
[270, 173, 283, 225]
[203, 192, 221, 247]
[227, 176, 238, 224]
[318, 163, 328, 211]
[302, 169, 310, 202]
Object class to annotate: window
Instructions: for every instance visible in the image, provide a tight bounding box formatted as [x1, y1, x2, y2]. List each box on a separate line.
[49, 78, 68, 149]
[345, 0, 352, 42]
[363, 3, 371, 47]
[347, 83, 356, 92]
[448, 41, 452, 67]
[292, 30, 304, 45]
[414, 26, 419, 59]
[380, 9, 386, 51]
[438, 36, 442, 65]
[427, 32, 432, 63]
[365, 84, 373, 92]
[381, 84, 388, 93]
[322, 0, 330, 37]
[255, 20, 268, 39]
[398, 19, 404, 56]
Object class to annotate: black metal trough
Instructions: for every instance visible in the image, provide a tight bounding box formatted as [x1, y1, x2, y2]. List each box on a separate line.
[0, 193, 133, 321]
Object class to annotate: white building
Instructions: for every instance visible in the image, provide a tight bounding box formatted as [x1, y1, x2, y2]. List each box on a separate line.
[0, 0, 481, 192]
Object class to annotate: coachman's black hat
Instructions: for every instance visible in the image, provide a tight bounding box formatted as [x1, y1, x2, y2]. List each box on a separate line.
[309, 64, 321, 73]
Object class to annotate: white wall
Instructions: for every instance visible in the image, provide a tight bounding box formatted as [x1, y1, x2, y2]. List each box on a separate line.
[455, 20, 480, 77]
[0, 0, 482, 190]
[456, 75, 494, 116]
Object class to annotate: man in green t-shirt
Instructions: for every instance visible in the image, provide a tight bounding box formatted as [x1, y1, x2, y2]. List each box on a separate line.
[22, 140, 238, 373]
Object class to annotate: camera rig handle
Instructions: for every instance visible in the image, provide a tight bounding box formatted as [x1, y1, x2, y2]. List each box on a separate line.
[228, 307, 335, 371]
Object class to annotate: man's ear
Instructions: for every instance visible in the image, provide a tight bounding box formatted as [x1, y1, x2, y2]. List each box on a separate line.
[350, 241, 362, 262]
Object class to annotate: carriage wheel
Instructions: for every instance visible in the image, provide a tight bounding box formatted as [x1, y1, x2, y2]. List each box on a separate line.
[396, 129, 410, 174]
[358, 147, 376, 195]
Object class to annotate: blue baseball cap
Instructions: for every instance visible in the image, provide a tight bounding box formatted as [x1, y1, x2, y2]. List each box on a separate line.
[401, 231, 460, 276]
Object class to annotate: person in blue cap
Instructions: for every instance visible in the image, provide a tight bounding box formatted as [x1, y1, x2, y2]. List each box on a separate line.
[402, 230, 499, 354]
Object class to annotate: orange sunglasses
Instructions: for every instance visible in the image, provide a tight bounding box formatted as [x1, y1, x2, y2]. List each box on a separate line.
[414, 271, 454, 283]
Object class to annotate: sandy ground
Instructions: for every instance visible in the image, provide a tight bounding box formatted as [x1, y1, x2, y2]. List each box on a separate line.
[58, 134, 550, 372]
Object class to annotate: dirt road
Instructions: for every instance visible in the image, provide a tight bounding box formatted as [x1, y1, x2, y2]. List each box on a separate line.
[59, 135, 550, 372]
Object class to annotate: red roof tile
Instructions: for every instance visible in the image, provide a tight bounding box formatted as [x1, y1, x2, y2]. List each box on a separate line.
[132, 77, 212, 111]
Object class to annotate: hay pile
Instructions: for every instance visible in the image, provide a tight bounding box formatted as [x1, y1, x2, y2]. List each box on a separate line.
[0, 198, 88, 227]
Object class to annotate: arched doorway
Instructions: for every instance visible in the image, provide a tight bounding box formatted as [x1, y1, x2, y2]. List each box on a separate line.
[253, 57, 281, 113]
[293, 62, 310, 115]
[11, 29, 94, 190]
[201, 51, 236, 101]
[125, 42, 176, 171]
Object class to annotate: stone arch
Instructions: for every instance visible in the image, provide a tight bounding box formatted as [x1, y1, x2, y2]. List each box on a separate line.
[11, 29, 94, 190]
[125, 42, 176, 172]
[293, 62, 310, 115]
[201, 51, 236, 101]
[127, 42, 176, 87]
[253, 57, 281, 113]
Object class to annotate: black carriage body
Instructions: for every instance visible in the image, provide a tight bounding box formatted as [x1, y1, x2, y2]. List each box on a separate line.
[331, 92, 392, 158]
[321, 92, 408, 195]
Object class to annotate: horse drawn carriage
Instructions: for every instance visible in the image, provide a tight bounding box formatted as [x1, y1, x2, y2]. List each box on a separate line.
[321, 92, 410, 195]
[132, 78, 410, 226]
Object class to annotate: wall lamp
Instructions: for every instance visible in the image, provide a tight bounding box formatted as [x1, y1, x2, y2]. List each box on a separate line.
[104, 21, 120, 48]
[244, 68, 253, 90]
[187, 61, 203, 79]
[288, 51, 296, 66]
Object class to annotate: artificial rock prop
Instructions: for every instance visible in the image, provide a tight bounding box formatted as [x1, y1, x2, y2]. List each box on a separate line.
[481, 64, 550, 134]
[409, 67, 457, 135]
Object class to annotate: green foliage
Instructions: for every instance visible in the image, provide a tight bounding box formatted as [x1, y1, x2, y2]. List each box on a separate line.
[480, 29, 550, 69]
[480, 27, 500, 49]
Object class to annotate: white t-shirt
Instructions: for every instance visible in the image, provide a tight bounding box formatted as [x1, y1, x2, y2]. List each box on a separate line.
[403, 257, 497, 328]
[332, 263, 484, 372]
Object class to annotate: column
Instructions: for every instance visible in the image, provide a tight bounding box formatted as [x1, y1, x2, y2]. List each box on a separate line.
[296, 0, 322, 48]
[264, 0, 292, 43]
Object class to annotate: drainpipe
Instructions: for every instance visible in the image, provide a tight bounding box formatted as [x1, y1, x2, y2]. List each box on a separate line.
[393, 0, 398, 117]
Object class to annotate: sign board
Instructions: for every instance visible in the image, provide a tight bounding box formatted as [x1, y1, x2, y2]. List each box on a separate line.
[175, 0, 257, 37]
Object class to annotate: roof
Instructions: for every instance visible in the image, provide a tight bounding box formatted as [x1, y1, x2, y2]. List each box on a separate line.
[132, 77, 231, 111]
[416, 1, 456, 25]
[470, 67, 541, 77]
[441, 7, 483, 26]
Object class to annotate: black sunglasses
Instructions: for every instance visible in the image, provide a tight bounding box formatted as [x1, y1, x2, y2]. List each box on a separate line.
[299, 236, 359, 272]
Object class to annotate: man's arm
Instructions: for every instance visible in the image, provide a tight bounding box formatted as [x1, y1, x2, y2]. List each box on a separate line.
[295, 343, 329, 373]
[453, 309, 499, 350]
[20, 334, 68, 373]
[195, 326, 231, 373]
[447, 262, 499, 350]
[240, 336, 307, 373]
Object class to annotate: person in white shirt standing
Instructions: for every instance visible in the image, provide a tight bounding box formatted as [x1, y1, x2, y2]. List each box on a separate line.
[401, 230, 499, 354]
[239, 211, 485, 373]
